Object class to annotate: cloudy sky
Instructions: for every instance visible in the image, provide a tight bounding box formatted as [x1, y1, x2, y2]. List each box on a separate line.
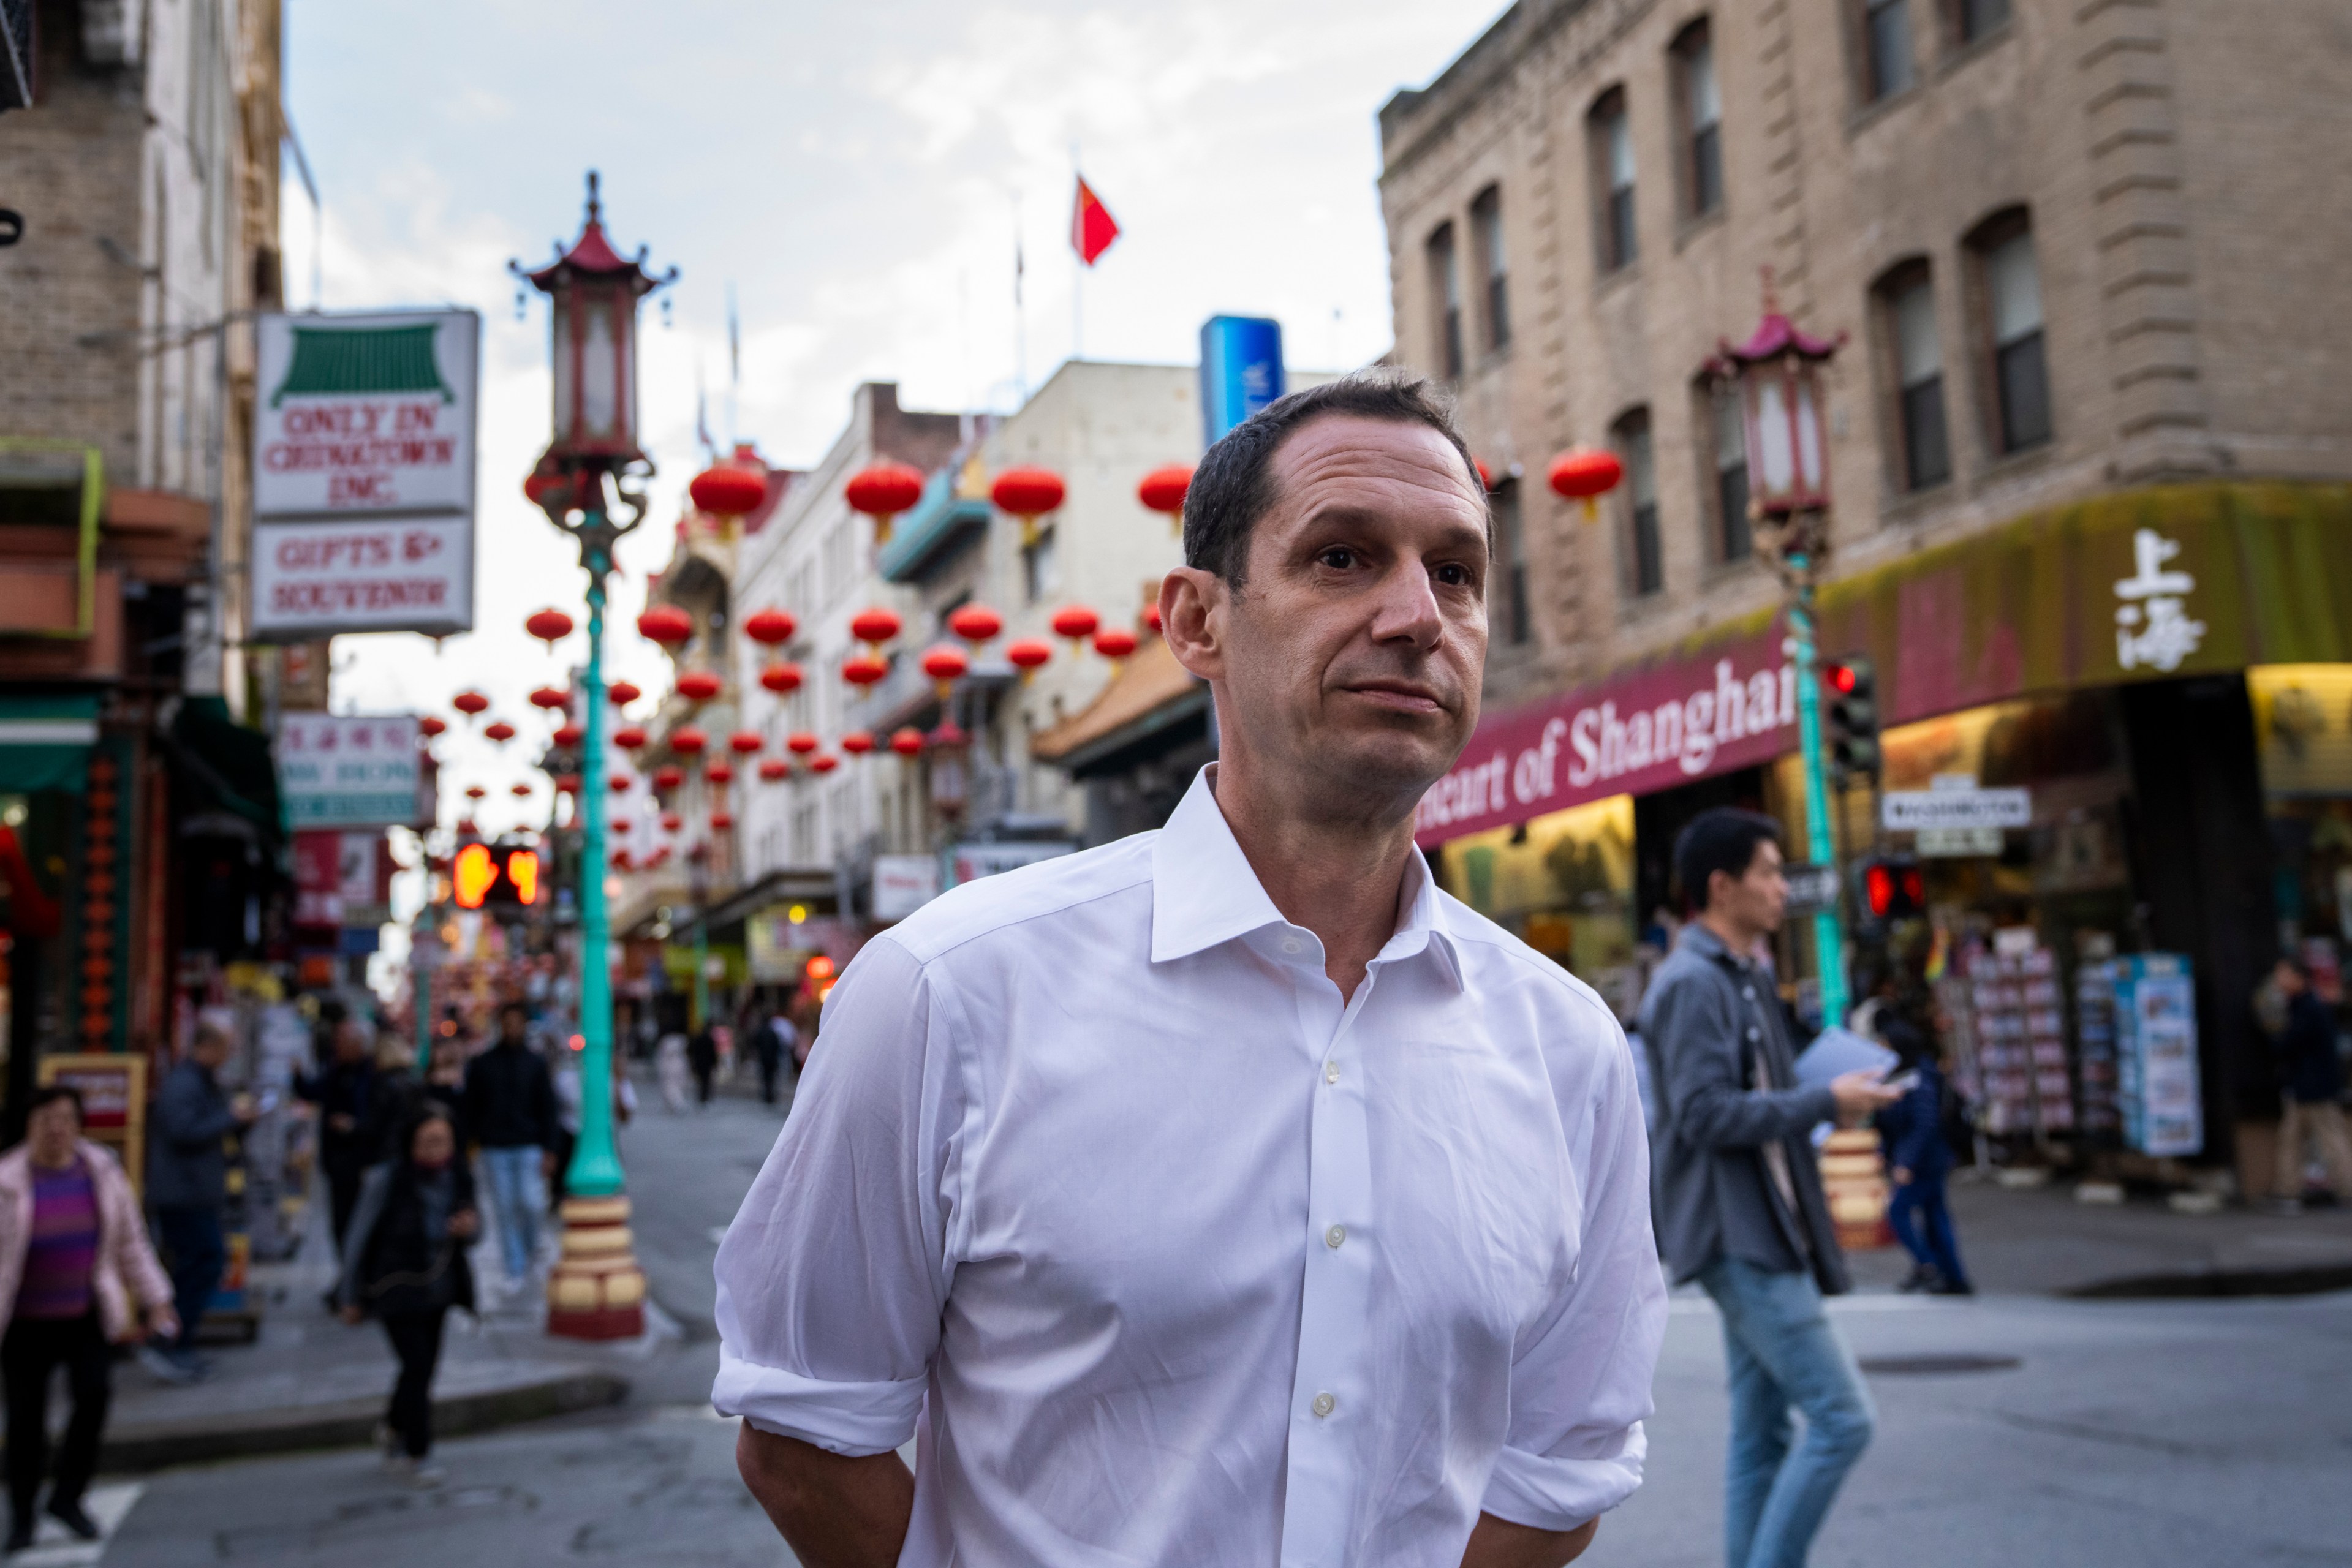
[296, 0, 1496, 829]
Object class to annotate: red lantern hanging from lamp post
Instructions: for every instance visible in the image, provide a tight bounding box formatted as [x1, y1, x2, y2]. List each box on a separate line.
[991, 466, 1065, 547]
[689, 460, 767, 534]
[526, 608, 575, 646]
[1546, 448, 1624, 521]
[845, 461, 925, 545]
[1136, 464, 1190, 535]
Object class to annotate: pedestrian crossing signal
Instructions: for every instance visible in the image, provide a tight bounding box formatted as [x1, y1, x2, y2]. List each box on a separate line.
[1860, 856, 1925, 921]
[453, 843, 542, 910]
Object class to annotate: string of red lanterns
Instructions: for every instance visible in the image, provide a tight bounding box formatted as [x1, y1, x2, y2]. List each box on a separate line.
[844, 462, 924, 544]
[991, 466, 1065, 547]
[675, 669, 722, 703]
[526, 607, 575, 646]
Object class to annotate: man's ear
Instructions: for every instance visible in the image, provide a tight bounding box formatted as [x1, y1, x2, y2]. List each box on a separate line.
[1161, 567, 1227, 684]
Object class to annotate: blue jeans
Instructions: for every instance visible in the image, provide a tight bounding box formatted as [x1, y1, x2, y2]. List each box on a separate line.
[1698, 1257, 1877, 1568]
[1886, 1177, 1970, 1289]
[480, 1146, 545, 1283]
[155, 1205, 225, 1352]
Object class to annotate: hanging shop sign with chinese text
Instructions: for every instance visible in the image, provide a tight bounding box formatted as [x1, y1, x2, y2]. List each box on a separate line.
[249, 309, 480, 641]
[278, 714, 423, 829]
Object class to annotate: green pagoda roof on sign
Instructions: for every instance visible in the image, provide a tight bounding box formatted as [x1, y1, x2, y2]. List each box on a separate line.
[270, 323, 455, 407]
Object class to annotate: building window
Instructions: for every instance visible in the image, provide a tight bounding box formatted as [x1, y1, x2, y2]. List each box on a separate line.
[1673, 20, 1723, 219]
[1590, 89, 1637, 273]
[1492, 478, 1530, 645]
[1880, 262, 1951, 491]
[1951, 0, 2009, 45]
[1862, 0, 1915, 101]
[1429, 223, 1463, 379]
[1613, 409, 1662, 598]
[1976, 217, 2051, 453]
[1708, 380, 1752, 562]
[1023, 524, 1059, 603]
[1471, 187, 1510, 352]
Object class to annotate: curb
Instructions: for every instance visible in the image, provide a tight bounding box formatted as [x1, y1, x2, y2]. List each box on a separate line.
[96, 1368, 629, 1474]
[2060, 1262, 2352, 1300]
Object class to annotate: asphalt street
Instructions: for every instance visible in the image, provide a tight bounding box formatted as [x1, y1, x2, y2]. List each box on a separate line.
[88, 1084, 2352, 1566]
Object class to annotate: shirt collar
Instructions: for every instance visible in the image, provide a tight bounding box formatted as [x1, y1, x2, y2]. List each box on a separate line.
[1149, 766, 1464, 989]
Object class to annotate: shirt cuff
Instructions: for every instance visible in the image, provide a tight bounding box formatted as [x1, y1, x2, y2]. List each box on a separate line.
[711, 1349, 927, 1457]
[1480, 1422, 1647, 1533]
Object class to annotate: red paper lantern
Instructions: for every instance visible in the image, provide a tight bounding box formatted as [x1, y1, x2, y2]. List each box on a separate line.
[554, 774, 581, 795]
[661, 811, 683, 832]
[456, 818, 478, 836]
[1005, 638, 1053, 679]
[841, 731, 875, 756]
[841, 653, 889, 688]
[1094, 626, 1139, 661]
[1143, 603, 1163, 633]
[844, 461, 926, 543]
[529, 685, 570, 710]
[525, 607, 575, 645]
[611, 816, 633, 834]
[653, 767, 685, 792]
[758, 758, 790, 782]
[929, 720, 968, 748]
[608, 679, 643, 706]
[785, 732, 819, 755]
[809, 753, 839, 774]
[744, 606, 797, 647]
[675, 668, 722, 703]
[711, 811, 735, 831]
[690, 463, 766, 519]
[919, 644, 969, 695]
[991, 466, 1065, 519]
[609, 774, 632, 794]
[483, 720, 516, 744]
[1049, 605, 1100, 644]
[464, 785, 486, 801]
[453, 691, 490, 717]
[524, 469, 573, 513]
[510, 782, 532, 799]
[850, 606, 902, 647]
[669, 726, 708, 756]
[1136, 463, 1191, 527]
[614, 726, 648, 752]
[637, 603, 694, 646]
[611, 848, 633, 870]
[420, 716, 448, 738]
[552, 723, 585, 748]
[758, 662, 804, 694]
[705, 762, 735, 786]
[1474, 459, 1495, 491]
[1546, 448, 1625, 521]
[889, 727, 924, 757]
[721, 730, 757, 755]
[947, 603, 1002, 644]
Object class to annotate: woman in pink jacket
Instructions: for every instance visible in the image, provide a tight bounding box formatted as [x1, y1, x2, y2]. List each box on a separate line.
[0, 1086, 176, 1550]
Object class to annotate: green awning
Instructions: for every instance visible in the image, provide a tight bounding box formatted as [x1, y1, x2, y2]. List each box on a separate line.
[0, 693, 100, 794]
[168, 697, 286, 841]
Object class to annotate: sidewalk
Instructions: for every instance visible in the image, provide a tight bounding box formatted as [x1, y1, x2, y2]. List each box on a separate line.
[1842, 1174, 2352, 1297]
[97, 1183, 646, 1474]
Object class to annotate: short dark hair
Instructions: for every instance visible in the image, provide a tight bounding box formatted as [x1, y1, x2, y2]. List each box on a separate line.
[25, 1085, 83, 1122]
[1182, 371, 1485, 585]
[1673, 808, 1783, 913]
[2278, 955, 2312, 981]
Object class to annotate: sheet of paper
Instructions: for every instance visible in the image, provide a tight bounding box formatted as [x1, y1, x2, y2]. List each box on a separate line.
[1794, 1025, 1899, 1088]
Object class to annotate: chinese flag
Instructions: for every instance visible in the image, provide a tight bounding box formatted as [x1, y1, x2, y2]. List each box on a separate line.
[1071, 175, 1121, 266]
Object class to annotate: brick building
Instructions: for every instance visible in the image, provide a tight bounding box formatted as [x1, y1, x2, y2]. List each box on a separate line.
[1381, 0, 2352, 1185]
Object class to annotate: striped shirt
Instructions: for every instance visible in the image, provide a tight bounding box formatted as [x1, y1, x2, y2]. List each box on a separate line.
[18, 1156, 99, 1320]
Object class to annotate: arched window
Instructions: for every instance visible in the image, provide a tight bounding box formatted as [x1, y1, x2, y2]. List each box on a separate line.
[1969, 209, 2051, 453]
[1470, 186, 1510, 352]
[1874, 258, 1951, 491]
[1427, 222, 1463, 379]
[1612, 408, 1662, 597]
[1859, 0, 1915, 102]
[1671, 20, 1723, 219]
[1696, 377, 1751, 561]
[1588, 88, 1637, 273]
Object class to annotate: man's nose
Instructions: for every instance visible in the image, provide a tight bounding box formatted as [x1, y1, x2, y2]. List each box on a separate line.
[1367, 559, 1444, 650]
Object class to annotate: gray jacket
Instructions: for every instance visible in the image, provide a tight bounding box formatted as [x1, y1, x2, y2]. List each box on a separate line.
[147, 1059, 236, 1210]
[1638, 923, 1849, 1294]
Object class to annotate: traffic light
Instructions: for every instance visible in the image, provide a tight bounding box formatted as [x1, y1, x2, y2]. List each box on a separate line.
[1824, 655, 1880, 782]
[452, 843, 542, 911]
[1858, 855, 1926, 922]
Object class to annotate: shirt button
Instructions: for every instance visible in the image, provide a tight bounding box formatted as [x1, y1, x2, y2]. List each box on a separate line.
[1280, 937, 1303, 954]
[1312, 1392, 1336, 1419]
[1324, 1061, 1340, 1085]
[1744, 987, 1757, 1001]
[1747, 1026, 1761, 1042]
[1325, 1224, 1347, 1249]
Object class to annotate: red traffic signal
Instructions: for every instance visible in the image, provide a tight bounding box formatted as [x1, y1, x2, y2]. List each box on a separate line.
[452, 843, 542, 910]
[1859, 856, 1926, 921]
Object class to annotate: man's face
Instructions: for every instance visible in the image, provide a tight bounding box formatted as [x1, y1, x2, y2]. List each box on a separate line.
[2275, 960, 2307, 997]
[1168, 414, 1489, 819]
[191, 1033, 230, 1071]
[334, 1022, 368, 1064]
[1712, 837, 1789, 937]
[499, 1008, 527, 1043]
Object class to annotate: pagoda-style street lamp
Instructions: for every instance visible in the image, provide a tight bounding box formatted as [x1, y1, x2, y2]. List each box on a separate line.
[1708, 270, 1851, 1027]
[509, 170, 676, 1341]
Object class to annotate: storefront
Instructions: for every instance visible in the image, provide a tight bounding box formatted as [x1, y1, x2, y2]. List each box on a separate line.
[1421, 481, 2352, 1175]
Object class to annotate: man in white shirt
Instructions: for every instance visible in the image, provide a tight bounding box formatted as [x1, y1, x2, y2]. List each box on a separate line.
[715, 373, 1667, 1568]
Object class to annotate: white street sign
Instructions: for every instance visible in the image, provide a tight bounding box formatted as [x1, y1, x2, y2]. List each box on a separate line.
[250, 515, 474, 638]
[1881, 787, 2032, 832]
[278, 714, 423, 829]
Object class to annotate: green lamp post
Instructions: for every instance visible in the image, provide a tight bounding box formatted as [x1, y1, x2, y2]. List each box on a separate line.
[512, 172, 675, 1340]
[1712, 275, 1853, 1030]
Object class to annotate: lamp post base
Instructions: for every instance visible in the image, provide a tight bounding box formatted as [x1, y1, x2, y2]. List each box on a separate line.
[545, 1194, 647, 1341]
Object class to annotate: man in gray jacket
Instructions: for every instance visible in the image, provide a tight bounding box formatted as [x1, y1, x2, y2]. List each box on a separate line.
[1639, 808, 1899, 1568]
[145, 1022, 255, 1381]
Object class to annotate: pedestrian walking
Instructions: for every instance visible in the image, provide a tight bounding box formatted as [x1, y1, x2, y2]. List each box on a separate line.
[461, 1002, 559, 1289]
[550, 1041, 636, 1208]
[754, 1008, 794, 1106]
[336, 1108, 479, 1487]
[717, 376, 1666, 1567]
[358, 1031, 425, 1165]
[145, 1021, 257, 1382]
[1640, 807, 1902, 1568]
[298, 1018, 379, 1253]
[655, 1026, 690, 1115]
[686, 1022, 718, 1109]
[0, 1087, 178, 1549]
[1875, 1019, 1973, 1294]
[2269, 956, 2352, 1211]
[422, 1038, 468, 1148]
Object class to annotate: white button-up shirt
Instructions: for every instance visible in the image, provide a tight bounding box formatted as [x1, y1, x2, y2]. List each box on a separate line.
[714, 768, 1665, 1566]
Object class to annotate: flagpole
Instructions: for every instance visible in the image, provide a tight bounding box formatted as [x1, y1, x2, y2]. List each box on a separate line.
[1012, 190, 1027, 400]
[1070, 144, 1083, 364]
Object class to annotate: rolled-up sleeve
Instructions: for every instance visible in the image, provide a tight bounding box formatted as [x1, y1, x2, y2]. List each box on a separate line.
[1483, 1014, 1668, 1532]
[713, 935, 964, 1455]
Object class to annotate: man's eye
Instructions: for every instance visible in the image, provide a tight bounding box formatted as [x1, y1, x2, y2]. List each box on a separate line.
[1435, 564, 1472, 586]
[1318, 548, 1357, 570]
